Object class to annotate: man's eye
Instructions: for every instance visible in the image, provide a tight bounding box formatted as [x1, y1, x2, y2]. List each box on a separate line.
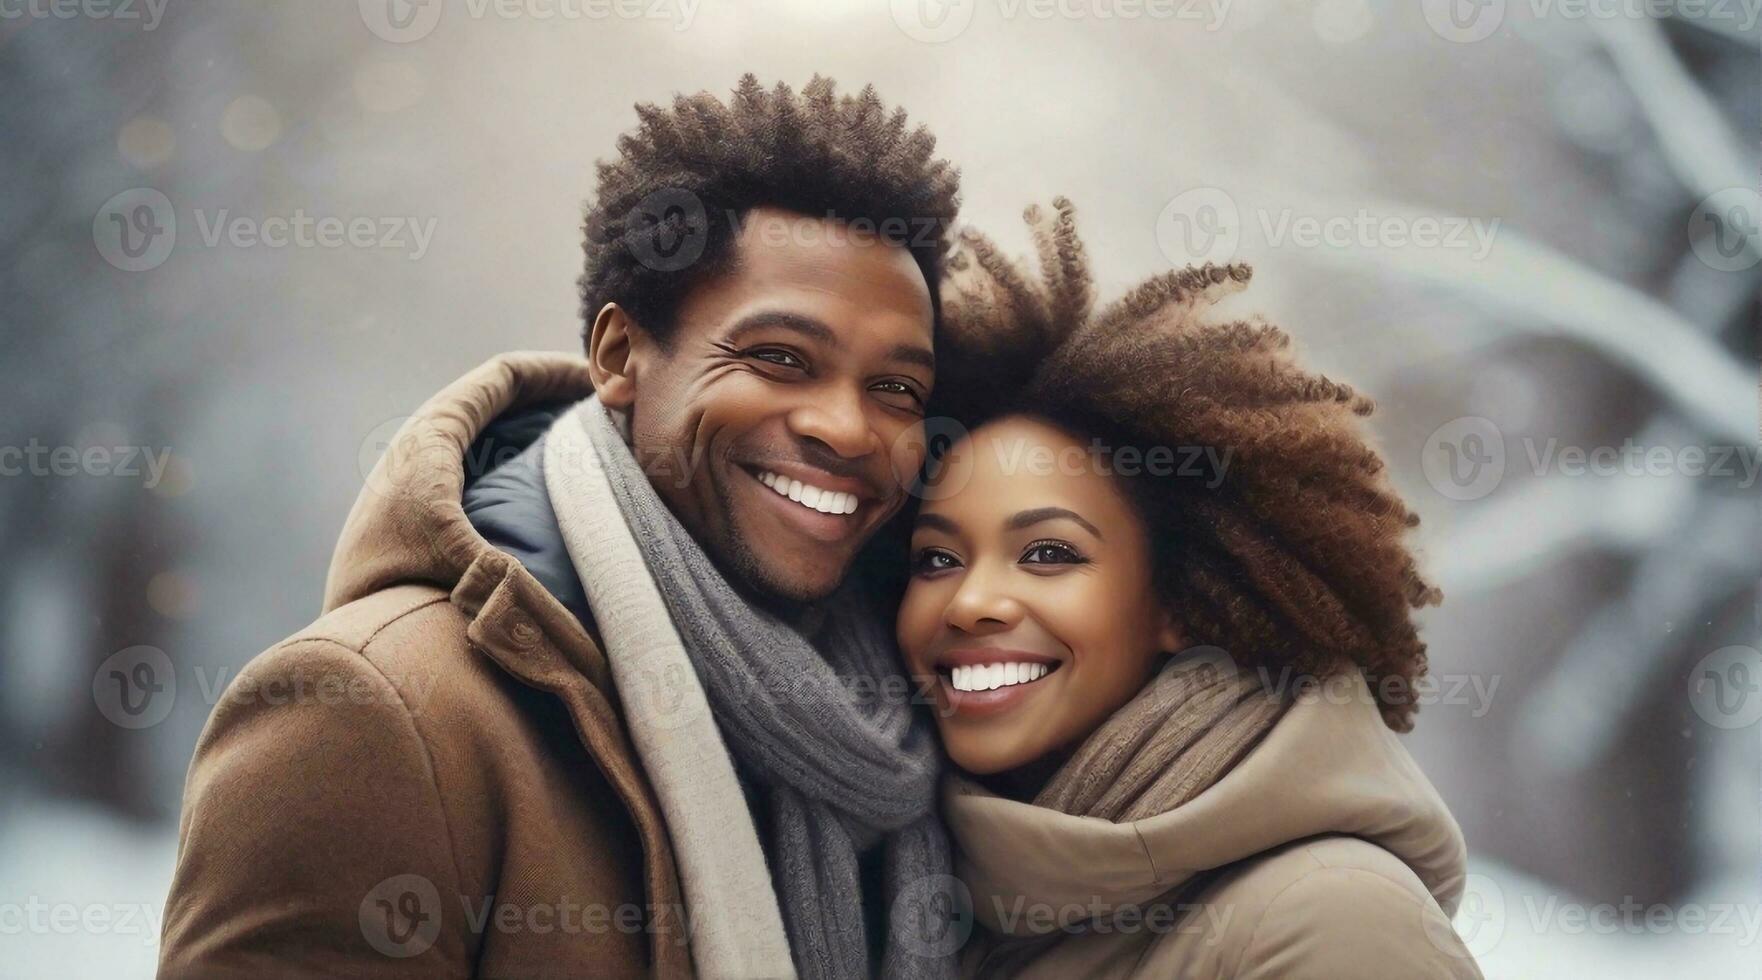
[750, 349, 804, 368]
[911, 548, 960, 574]
[1021, 541, 1084, 565]
[872, 379, 926, 405]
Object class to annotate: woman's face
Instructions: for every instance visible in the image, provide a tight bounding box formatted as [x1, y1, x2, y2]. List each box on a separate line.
[896, 415, 1180, 776]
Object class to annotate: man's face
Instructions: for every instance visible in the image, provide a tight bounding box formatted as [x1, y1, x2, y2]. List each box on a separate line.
[614, 207, 935, 603]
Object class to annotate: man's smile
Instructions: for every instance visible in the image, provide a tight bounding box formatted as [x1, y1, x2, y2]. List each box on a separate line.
[737, 462, 878, 543]
[755, 469, 860, 515]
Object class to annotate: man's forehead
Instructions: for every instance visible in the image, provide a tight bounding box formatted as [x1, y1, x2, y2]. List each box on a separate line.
[684, 209, 934, 347]
[730, 209, 930, 296]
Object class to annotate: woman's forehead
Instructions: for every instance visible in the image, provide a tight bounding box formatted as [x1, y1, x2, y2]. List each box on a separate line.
[916, 415, 1138, 531]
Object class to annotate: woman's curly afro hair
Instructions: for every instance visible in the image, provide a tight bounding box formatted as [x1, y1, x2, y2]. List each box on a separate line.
[928, 198, 1443, 731]
[578, 74, 962, 346]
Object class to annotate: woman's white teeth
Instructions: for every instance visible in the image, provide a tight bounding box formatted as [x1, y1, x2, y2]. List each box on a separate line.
[949, 662, 1050, 692]
[758, 471, 858, 515]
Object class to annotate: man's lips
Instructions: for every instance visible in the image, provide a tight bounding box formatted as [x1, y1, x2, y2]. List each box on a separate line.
[739, 458, 879, 502]
[738, 463, 875, 543]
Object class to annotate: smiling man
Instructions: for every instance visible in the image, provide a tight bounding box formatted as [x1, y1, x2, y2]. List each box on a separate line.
[159, 75, 961, 980]
[590, 202, 938, 604]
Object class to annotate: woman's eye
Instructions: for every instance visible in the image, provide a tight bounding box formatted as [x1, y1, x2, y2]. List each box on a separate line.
[1021, 541, 1084, 565]
[910, 548, 960, 574]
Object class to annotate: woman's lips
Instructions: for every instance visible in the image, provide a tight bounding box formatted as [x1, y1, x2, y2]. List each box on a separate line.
[931, 655, 1063, 718]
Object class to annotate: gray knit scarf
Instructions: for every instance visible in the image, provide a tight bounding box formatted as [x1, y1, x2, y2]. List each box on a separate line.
[576, 399, 957, 980]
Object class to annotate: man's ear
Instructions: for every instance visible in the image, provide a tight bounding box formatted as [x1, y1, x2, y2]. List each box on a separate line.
[586, 302, 641, 409]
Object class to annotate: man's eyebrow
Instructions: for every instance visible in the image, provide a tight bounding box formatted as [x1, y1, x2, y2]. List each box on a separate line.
[887, 342, 935, 372]
[1004, 506, 1103, 539]
[724, 311, 837, 347]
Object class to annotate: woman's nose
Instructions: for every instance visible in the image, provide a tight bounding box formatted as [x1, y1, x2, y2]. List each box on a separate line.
[944, 567, 1023, 635]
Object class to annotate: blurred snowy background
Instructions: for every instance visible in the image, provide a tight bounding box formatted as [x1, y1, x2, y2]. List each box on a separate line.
[1, 0, 1758, 976]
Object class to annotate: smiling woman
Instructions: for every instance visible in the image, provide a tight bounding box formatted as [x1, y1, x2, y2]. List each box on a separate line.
[901, 413, 1181, 767]
[915, 199, 1442, 736]
[896, 199, 1477, 979]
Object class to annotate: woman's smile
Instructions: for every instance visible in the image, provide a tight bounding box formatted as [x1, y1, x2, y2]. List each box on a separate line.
[928, 645, 1067, 717]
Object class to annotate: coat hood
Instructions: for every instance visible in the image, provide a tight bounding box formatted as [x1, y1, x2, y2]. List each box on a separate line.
[323, 351, 594, 612]
[944, 669, 1470, 936]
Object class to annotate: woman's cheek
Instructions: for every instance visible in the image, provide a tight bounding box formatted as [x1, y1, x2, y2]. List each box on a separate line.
[894, 583, 942, 671]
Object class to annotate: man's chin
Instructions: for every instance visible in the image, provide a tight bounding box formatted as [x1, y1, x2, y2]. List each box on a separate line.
[741, 560, 845, 606]
[718, 541, 850, 607]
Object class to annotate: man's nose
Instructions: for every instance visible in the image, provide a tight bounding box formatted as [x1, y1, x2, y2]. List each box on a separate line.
[787, 384, 876, 460]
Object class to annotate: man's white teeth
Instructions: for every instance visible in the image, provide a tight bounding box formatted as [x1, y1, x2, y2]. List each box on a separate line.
[757, 470, 859, 515]
[948, 662, 1051, 693]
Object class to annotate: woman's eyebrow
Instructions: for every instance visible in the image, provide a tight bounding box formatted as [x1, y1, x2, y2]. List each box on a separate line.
[1004, 506, 1103, 539]
[913, 512, 960, 534]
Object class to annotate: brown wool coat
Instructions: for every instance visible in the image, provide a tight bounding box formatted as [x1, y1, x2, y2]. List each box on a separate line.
[158, 353, 694, 979]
